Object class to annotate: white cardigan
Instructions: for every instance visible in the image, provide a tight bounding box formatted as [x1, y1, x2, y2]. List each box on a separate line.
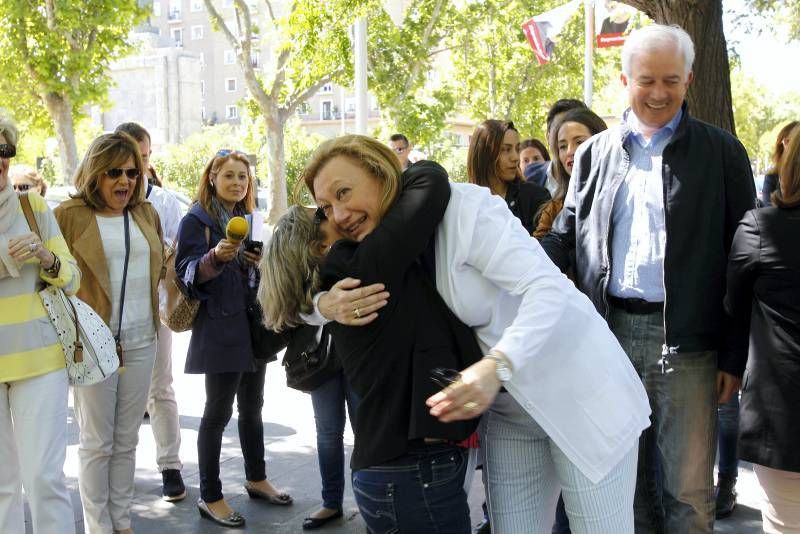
[434, 183, 651, 483]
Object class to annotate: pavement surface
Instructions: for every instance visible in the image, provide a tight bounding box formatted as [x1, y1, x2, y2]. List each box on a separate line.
[26, 331, 764, 533]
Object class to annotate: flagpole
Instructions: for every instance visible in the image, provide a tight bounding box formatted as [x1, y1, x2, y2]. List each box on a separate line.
[584, 0, 594, 107]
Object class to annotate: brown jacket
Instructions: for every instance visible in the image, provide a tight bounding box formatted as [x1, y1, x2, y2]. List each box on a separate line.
[54, 198, 165, 332]
[533, 198, 564, 240]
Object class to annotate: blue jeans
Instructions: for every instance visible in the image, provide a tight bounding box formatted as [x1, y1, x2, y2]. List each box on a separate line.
[609, 308, 717, 534]
[310, 372, 358, 510]
[352, 443, 470, 534]
[717, 393, 739, 480]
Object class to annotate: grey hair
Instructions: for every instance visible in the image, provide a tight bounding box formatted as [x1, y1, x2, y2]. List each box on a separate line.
[257, 205, 323, 332]
[0, 111, 19, 146]
[621, 24, 695, 78]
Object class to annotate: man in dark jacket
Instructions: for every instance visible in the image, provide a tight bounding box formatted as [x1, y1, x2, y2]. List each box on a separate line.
[541, 24, 755, 534]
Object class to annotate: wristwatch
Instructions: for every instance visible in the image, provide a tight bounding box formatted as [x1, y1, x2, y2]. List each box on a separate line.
[484, 352, 512, 383]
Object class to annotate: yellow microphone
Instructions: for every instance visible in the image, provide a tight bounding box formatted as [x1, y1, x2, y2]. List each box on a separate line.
[226, 216, 249, 244]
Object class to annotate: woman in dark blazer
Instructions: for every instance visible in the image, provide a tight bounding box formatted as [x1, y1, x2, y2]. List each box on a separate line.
[725, 125, 800, 532]
[175, 150, 290, 527]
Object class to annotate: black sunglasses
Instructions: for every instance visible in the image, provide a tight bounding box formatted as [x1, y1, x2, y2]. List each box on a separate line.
[106, 168, 140, 180]
[13, 183, 32, 192]
[0, 144, 16, 158]
[430, 367, 462, 390]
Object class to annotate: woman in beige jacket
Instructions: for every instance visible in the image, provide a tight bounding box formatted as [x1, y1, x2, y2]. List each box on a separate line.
[55, 132, 164, 534]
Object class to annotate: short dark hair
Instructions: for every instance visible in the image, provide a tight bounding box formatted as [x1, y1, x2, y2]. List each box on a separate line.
[115, 122, 151, 143]
[520, 138, 551, 161]
[546, 99, 587, 134]
[389, 133, 409, 146]
[467, 120, 520, 188]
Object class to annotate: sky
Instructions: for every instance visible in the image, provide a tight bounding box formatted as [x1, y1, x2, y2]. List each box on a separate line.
[723, 0, 800, 93]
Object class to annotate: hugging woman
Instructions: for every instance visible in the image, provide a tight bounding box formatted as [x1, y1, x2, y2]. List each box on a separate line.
[260, 140, 482, 533]
[292, 135, 652, 533]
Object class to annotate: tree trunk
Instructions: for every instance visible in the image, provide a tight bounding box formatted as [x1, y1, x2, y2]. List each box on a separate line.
[620, 0, 736, 135]
[264, 111, 289, 224]
[42, 92, 79, 184]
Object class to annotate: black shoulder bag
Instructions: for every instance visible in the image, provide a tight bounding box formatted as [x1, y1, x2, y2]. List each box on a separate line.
[115, 209, 132, 372]
[282, 325, 341, 392]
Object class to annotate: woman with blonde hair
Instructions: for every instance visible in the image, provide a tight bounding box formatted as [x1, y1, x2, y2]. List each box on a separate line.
[175, 149, 291, 528]
[54, 132, 164, 534]
[726, 125, 800, 532]
[301, 133, 650, 533]
[9, 164, 48, 197]
[762, 120, 798, 206]
[261, 139, 482, 533]
[0, 115, 79, 534]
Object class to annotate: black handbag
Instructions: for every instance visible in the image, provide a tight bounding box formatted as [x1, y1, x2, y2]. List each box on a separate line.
[283, 325, 341, 392]
[246, 301, 289, 363]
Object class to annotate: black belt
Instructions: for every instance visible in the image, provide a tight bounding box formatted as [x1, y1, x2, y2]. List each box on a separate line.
[608, 296, 663, 315]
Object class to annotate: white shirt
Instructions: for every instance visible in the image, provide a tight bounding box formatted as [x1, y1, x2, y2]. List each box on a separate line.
[96, 215, 156, 349]
[434, 183, 651, 483]
[146, 185, 182, 248]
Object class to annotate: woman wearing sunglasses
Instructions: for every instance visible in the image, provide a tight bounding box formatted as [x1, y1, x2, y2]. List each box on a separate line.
[1, 115, 80, 533]
[54, 132, 164, 534]
[174, 149, 291, 527]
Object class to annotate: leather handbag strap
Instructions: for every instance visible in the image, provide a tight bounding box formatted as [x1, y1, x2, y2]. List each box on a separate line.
[117, 209, 131, 340]
[18, 192, 41, 239]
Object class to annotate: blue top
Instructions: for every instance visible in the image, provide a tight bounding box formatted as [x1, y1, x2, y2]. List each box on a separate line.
[608, 108, 682, 302]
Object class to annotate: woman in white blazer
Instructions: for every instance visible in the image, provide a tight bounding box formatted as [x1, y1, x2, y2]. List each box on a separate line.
[297, 135, 651, 533]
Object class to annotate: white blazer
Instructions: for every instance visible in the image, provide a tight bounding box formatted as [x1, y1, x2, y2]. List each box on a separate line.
[434, 183, 651, 483]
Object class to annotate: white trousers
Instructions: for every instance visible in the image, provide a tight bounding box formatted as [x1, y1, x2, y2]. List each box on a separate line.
[0, 368, 75, 534]
[146, 324, 182, 472]
[480, 393, 638, 534]
[754, 463, 800, 533]
[73, 341, 156, 533]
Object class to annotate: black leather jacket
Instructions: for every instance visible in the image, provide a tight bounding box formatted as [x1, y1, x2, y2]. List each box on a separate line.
[541, 104, 756, 375]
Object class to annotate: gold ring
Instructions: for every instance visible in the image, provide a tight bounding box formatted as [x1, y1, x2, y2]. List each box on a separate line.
[354, 307, 362, 319]
[463, 401, 479, 411]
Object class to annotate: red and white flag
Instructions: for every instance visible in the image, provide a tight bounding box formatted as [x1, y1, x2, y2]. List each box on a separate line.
[522, 0, 582, 65]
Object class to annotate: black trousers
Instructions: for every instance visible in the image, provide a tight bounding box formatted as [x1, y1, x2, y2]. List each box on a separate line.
[198, 363, 267, 502]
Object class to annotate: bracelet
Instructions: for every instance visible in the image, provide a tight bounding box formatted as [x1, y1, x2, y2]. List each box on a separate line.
[44, 252, 61, 276]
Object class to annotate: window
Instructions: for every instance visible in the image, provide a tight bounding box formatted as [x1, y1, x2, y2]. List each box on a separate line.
[200, 80, 205, 96]
[225, 78, 237, 92]
[201, 106, 206, 120]
[321, 100, 333, 120]
[224, 50, 236, 65]
[250, 50, 260, 69]
[191, 25, 203, 40]
[168, 0, 181, 20]
[190, 0, 203, 11]
[296, 102, 310, 116]
[226, 105, 238, 120]
[171, 28, 183, 47]
[345, 98, 355, 113]
[152, 1, 162, 17]
[320, 83, 333, 94]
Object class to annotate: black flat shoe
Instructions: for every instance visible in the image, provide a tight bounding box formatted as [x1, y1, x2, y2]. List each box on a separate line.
[244, 484, 293, 505]
[197, 498, 245, 527]
[303, 510, 343, 530]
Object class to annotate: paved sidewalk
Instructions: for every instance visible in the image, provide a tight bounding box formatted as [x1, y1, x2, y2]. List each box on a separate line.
[29, 331, 763, 533]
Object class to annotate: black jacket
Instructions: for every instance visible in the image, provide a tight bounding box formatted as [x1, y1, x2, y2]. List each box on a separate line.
[541, 104, 756, 374]
[504, 180, 551, 234]
[725, 206, 800, 471]
[320, 161, 481, 470]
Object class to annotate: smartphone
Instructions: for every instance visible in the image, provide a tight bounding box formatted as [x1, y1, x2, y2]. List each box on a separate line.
[244, 240, 263, 255]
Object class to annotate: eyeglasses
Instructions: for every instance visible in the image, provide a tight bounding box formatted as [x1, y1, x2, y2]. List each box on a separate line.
[106, 168, 140, 180]
[13, 183, 32, 192]
[0, 144, 16, 158]
[216, 148, 248, 159]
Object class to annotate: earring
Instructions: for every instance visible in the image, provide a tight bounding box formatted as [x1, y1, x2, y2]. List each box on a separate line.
[210, 181, 214, 187]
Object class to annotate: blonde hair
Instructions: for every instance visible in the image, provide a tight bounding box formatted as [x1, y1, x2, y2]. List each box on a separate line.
[196, 150, 256, 218]
[72, 132, 146, 211]
[9, 165, 48, 197]
[258, 205, 324, 331]
[301, 135, 402, 217]
[775, 124, 800, 208]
